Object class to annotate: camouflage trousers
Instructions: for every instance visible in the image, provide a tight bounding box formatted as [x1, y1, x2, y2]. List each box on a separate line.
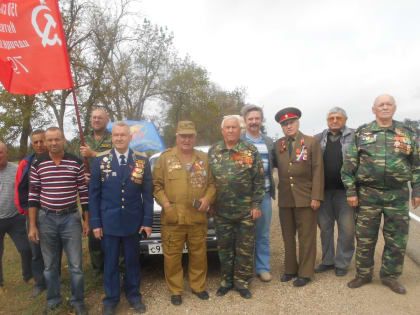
[355, 186, 410, 280]
[214, 214, 255, 289]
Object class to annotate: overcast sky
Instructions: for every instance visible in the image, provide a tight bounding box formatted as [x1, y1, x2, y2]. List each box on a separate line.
[139, 0, 420, 137]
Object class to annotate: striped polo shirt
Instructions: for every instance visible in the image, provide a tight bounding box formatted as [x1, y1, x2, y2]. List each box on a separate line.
[28, 153, 88, 211]
[245, 133, 270, 191]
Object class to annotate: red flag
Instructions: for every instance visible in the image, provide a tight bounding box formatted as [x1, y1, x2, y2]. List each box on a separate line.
[0, 0, 73, 95]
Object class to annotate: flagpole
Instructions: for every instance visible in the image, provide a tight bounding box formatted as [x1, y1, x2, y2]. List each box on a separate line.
[71, 87, 90, 173]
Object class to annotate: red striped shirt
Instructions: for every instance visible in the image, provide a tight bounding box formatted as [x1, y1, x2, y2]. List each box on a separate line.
[28, 153, 88, 211]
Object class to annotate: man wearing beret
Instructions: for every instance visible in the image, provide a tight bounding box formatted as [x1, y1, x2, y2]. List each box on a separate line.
[153, 121, 216, 306]
[273, 107, 324, 287]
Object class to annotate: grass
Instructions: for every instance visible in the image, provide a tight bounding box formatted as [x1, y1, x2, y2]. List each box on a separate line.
[0, 234, 102, 315]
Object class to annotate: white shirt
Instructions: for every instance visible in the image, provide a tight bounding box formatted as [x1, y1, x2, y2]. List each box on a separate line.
[115, 148, 129, 165]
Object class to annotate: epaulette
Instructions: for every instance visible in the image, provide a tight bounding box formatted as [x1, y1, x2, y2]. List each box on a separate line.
[96, 149, 111, 157]
[159, 148, 172, 156]
[354, 122, 370, 135]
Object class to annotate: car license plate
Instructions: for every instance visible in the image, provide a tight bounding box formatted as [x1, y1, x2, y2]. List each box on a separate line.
[148, 243, 188, 254]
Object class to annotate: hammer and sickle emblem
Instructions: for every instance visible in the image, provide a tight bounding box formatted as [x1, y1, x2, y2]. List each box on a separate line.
[31, 2, 62, 48]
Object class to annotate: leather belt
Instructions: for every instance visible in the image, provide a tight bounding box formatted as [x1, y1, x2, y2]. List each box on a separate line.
[41, 207, 78, 216]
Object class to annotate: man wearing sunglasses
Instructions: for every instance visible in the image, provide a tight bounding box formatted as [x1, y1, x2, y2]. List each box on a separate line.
[314, 108, 355, 277]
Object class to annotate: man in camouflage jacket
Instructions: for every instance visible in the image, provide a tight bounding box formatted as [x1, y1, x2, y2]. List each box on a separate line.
[209, 115, 265, 299]
[342, 94, 420, 294]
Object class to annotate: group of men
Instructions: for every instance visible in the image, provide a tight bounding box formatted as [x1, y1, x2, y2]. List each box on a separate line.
[0, 93, 419, 315]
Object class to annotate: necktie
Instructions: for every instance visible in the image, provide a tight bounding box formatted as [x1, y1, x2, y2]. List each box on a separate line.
[120, 155, 126, 166]
[288, 138, 294, 158]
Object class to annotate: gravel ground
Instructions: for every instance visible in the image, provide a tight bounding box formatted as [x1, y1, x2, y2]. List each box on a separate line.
[85, 198, 420, 315]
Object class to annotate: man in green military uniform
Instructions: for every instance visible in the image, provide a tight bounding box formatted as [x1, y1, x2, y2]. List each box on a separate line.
[342, 94, 420, 294]
[77, 108, 112, 276]
[153, 121, 216, 306]
[209, 115, 265, 299]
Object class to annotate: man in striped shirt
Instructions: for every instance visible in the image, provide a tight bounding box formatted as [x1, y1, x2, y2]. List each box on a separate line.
[240, 105, 276, 283]
[28, 127, 89, 315]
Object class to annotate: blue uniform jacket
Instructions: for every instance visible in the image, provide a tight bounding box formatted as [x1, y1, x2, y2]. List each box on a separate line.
[89, 148, 153, 237]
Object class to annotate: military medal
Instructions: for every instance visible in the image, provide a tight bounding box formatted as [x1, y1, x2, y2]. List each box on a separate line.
[131, 159, 145, 184]
[279, 139, 286, 153]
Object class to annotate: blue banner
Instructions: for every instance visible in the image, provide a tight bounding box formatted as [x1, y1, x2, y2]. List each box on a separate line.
[107, 120, 165, 152]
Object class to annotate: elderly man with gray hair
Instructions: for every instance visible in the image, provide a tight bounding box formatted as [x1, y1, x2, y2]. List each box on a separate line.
[314, 107, 355, 276]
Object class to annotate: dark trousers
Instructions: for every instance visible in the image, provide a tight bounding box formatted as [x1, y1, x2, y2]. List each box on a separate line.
[279, 206, 317, 278]
[88, 230, 104, 272]
[102, 234, 141, 306]
[0, 214, 32, 286]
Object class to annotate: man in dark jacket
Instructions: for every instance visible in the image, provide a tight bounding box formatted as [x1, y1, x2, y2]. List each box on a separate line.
[314, 107, 355, 277]
[240, 105, 276, 282]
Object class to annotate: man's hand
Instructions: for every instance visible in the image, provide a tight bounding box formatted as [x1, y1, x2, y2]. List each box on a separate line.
[311, 200, 321, 211]
[93, 228, 103, 240]
[412, 197, 420, 209]
[84, 173, 91, 185]
[82, 219, 90, 236]
[162, 201, 171, 210]
[139, 226, 152, 238]
[28, 226, 40, 244]
[251, 208, 261, 220]
[347, 196, 359, 208]
[198, 197, 210, 212]
[80, 145, 96, 159]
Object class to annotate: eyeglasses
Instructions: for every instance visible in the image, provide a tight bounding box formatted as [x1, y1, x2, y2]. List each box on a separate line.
[327, 116, 344, 123]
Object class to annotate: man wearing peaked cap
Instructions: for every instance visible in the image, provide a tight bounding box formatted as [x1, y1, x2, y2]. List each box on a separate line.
[275, 107, 302, 125]
[273, 107, 324, 287]
[153, 120, 216, 306]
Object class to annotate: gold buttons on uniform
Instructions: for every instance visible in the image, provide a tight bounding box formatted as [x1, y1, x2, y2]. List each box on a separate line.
[291, 183, 294, 187]
[122, 205, 125, 209]
[289, 162, 292, 166]
[122, 198, 125, 201]
[289, 177, 293, 180]
[122, 190, 125, 193]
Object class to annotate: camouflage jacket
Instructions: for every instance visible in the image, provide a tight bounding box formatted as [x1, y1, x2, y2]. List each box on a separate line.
[208, 139, 265, 219]
[341, 120, 420, 198]
[75, 130, 112, 168]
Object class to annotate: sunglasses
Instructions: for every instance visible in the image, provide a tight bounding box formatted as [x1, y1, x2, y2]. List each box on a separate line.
[327, 116, 344, 123]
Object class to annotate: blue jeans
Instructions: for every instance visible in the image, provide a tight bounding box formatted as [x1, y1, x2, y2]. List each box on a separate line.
[317, 189, 355, 270]
[255, 192, 272, 274]
[38, 210, 84, 306]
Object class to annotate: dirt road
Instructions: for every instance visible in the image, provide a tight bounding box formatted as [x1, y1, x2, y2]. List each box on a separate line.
[86, 200, 420, 315]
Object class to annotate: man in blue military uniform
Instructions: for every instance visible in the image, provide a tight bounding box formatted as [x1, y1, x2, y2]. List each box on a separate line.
[89, 121, 153, 315]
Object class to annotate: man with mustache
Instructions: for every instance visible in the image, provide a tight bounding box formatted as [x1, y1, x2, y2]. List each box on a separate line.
[240, 105, 276, 282]
[273, 107, 324, 287]
[342, 94, 420, 294]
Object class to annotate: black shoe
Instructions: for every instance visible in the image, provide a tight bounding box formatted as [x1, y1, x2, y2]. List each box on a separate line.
[293, 277, 312, 287]
[280, 273, 298, 282]
[171, 295, 182, 306]
[193, 290, 209, 300]
[314, 264, 335, 273]
[103, 305, 116, 315]
[29, 286, 45, 298]
[42, 303, 62, 314]
[74, 304, 88, 315]
[236, 288, 252, 299]
[335, 268, 348, 277]
[216, 285, 233, 296]
[131, 300, 146, 313]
